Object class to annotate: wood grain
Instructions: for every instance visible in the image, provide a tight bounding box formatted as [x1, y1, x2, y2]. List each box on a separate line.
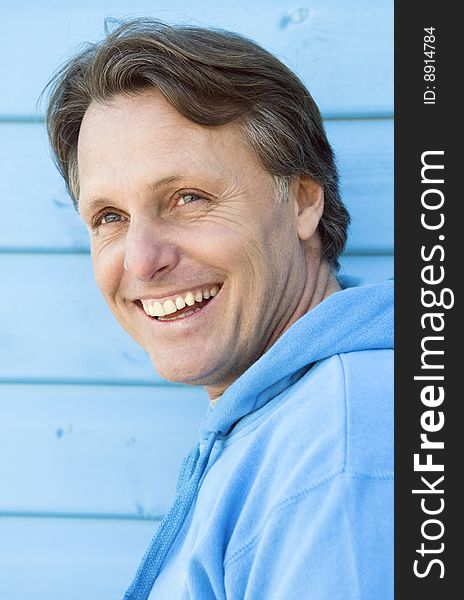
[0, 516, 159, 599]
[0, 0, 392, 118]
[0, 384, 206, 516]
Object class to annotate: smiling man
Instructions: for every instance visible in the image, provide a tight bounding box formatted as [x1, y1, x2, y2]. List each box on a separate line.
[45, 19, 393, 600]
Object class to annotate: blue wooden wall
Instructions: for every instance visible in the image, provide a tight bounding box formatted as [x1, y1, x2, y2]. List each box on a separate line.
[0, 1, 393, 597]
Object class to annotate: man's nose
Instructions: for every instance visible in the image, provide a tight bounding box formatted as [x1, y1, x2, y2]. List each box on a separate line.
[123, 218, 179, 282]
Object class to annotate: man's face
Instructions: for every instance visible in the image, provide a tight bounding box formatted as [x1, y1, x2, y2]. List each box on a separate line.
[78, 90, 319, 396]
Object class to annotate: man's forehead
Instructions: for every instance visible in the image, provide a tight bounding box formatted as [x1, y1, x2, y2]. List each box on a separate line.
[78, 90, 241, 152]
[77, 90, 264, 204]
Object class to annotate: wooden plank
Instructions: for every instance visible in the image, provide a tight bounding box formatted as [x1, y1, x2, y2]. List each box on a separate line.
[340, 254, 393, 284]
[0, 123, 88, 252]
[326, 119, 393, 254]
[0, 385, 206, 516]
[0, 254, 158, 384]
[0, 0, 392, 118]
[0, 254, 392, 384]
[0, 118, 393, 253]
[0, 516, 159, 599]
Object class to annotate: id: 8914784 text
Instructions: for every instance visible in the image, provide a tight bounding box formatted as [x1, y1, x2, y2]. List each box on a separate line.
[423, 27, 437, 105]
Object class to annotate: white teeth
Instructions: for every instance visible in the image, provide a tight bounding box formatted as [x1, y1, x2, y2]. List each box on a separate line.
[163, 299, 177, 315]
[141, 284, 221, 318]
[184, 292, 195, 306]
[175, 296, 186, 310]
[152, 302, 165, 317]
[141, 300, 150, 314]
[142, 300, 164, 317]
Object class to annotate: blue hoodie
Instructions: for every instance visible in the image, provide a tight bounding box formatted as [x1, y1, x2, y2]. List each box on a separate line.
[124, 279, 394, 599]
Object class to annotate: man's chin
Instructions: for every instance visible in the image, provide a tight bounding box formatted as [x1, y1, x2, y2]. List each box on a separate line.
[149, 355, 215, 387]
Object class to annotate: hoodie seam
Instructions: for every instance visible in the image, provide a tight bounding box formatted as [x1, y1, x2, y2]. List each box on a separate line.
[224, 470, 344, 568]
[337, 353, 349, 473]
[338, 350, 393, 478]
[223, 469, 392, 569]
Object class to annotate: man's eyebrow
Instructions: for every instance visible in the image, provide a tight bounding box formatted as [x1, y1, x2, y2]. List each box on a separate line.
[147, 175, 185, 192]
[79, 175, 186, 214]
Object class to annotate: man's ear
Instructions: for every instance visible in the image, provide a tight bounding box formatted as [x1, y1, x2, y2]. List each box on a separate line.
[292, 175, 324, 241]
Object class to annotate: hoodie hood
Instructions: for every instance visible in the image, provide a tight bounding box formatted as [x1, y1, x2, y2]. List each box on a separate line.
[200, 278, 393, 439]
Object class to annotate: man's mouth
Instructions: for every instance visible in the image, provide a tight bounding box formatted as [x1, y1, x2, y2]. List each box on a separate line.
[138, 284, 221, 322]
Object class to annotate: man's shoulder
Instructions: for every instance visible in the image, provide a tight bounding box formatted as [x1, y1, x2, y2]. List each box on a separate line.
[214, 348, 393, 516]
[261, 348, 393, 481]
[219, 349, 393, 567]
[338, 349, 393, 477]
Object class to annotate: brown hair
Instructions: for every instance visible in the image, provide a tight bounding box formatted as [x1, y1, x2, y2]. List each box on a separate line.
[44, 18, 350, 269]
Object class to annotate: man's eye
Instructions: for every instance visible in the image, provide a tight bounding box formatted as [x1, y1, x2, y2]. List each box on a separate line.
[177, 193, 203, 206]
[97, 212, 122, 225]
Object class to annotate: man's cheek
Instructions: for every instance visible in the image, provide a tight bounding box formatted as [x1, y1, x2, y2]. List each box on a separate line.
[92, 248, 121, 290]
[93, 272, 118, 314]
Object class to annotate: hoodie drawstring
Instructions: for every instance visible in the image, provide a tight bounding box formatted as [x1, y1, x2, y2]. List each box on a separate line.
[123, 431, 218, 600]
